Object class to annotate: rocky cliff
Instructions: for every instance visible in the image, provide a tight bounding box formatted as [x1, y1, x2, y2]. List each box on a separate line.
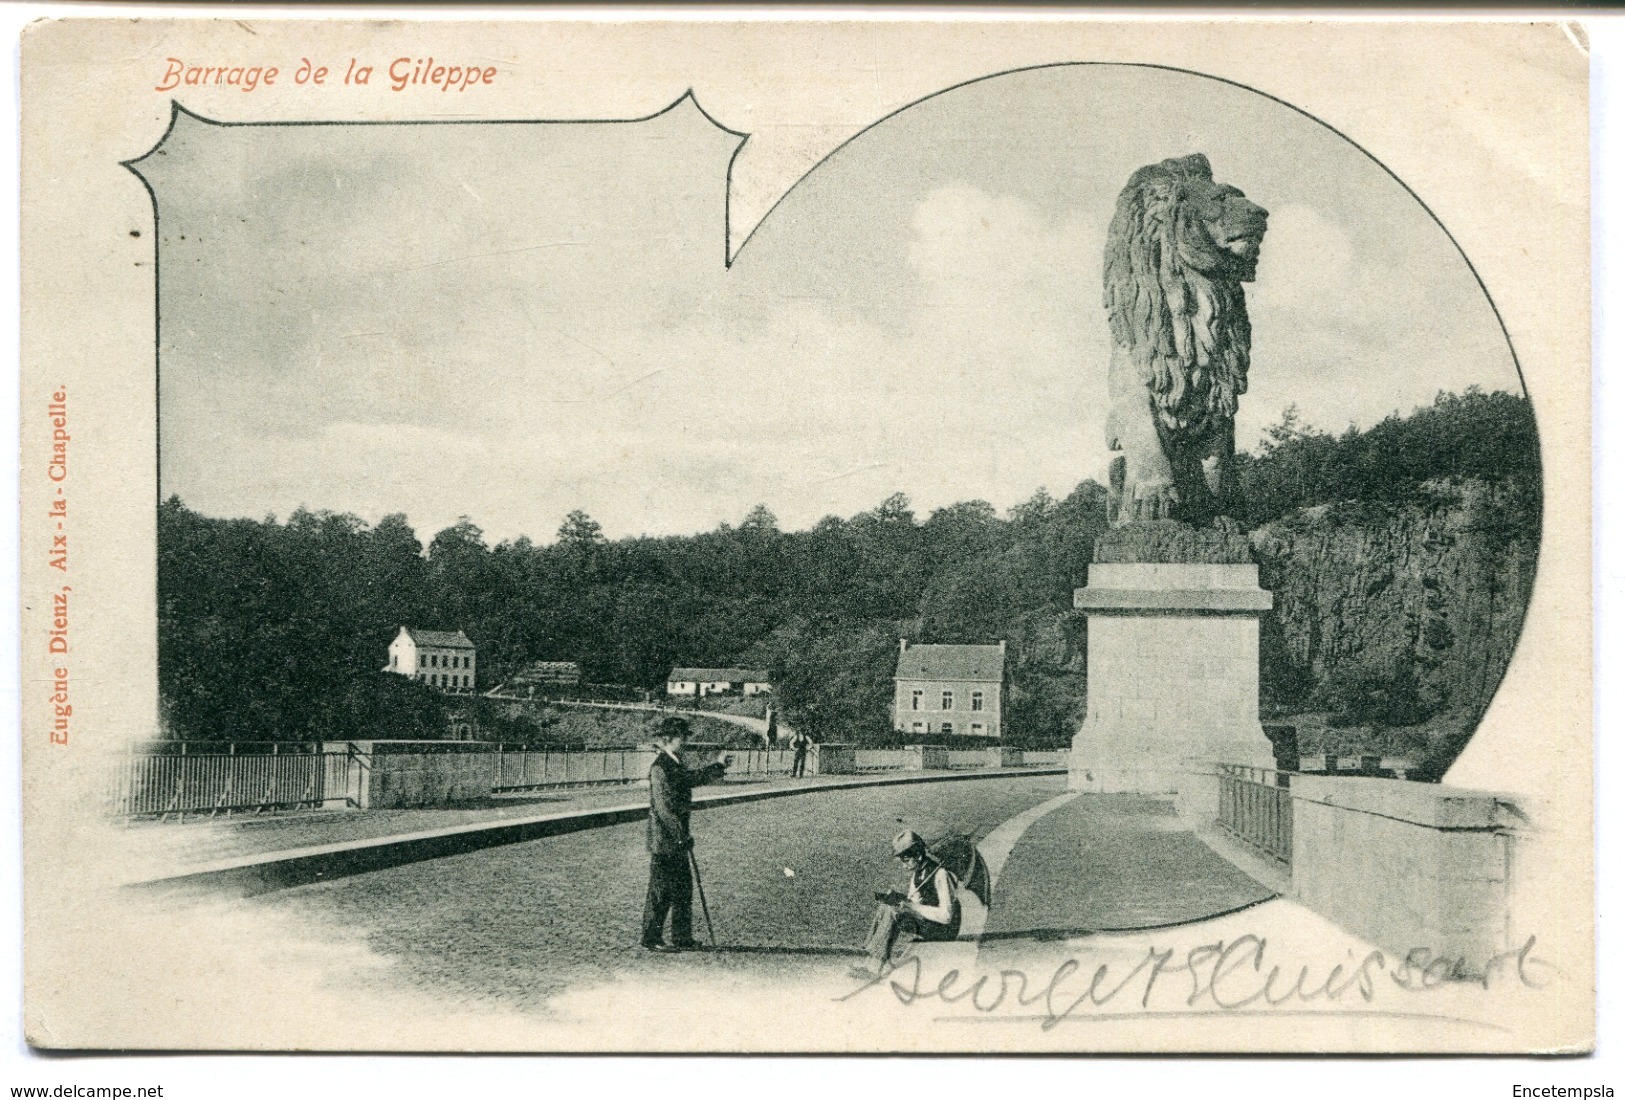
[1250, 477, 1539, 775]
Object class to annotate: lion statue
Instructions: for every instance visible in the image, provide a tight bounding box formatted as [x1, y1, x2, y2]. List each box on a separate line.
[1102, 153, 1268, 526]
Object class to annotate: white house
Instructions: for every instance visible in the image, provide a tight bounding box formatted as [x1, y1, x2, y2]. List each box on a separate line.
[385, 627, 477, 692]
[666, 667, 771, 697]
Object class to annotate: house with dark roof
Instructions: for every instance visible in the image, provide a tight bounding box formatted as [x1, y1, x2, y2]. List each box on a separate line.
[384, 626, 477, 693]
[893, 639, 1006, 739]
[666, 667, 771, 697]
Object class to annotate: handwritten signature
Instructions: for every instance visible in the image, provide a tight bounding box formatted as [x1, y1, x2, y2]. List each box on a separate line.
[840, 934, 1552, 1029]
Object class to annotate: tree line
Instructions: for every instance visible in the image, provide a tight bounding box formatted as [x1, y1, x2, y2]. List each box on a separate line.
[158, 387, 1539, 752]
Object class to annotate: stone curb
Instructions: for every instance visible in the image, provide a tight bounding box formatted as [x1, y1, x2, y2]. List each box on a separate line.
[130, 767, 1066, 898]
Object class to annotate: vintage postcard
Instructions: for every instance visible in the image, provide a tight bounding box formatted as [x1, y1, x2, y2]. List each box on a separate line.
[18, 16, 1592, 1053]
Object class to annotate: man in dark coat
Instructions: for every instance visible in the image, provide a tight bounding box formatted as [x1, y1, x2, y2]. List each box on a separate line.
[642, 717, 728, 952]
[789, 728, 811, 778]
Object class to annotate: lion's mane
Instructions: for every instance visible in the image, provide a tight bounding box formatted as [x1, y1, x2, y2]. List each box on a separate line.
[1103, 153, 1253, 435]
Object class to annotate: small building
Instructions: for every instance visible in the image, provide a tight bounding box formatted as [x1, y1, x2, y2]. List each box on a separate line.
[509, 661, 583, 695]
[384, 627, 477, 693]
[892, 639, 1005, 739]
[666, 667, 771, 697]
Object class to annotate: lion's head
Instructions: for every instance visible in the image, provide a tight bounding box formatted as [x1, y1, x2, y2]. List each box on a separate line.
[1104, 153, 1268, 433]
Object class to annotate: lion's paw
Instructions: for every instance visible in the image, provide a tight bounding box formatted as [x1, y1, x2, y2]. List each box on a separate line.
[1129, 481, 1182, 521]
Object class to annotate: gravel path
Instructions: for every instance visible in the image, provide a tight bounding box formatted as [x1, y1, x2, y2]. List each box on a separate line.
[256, 774, 1068, 1011]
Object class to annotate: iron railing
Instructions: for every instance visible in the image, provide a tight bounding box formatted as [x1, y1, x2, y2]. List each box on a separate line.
[1217, 764, 1294, 865]
[108, 747, 359, 818]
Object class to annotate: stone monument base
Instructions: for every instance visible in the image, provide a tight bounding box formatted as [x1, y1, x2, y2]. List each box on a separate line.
[1068, 561, 1277, 794]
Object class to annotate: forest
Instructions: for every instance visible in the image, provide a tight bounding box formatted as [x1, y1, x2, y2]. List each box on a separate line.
[158, 387, 1540, 770]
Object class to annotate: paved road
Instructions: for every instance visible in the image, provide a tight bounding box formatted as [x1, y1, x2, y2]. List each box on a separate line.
[121, 771, 1048, 872]
[251, 778, 1273, 1014]
[257, 775, 1068, 1011]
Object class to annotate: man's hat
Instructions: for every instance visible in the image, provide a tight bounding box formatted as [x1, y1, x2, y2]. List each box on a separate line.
[892, 829, 925, 857]
[655, 716, 691, 742]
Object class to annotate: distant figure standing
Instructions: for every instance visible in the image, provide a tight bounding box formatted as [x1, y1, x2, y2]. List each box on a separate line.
[789, 729, 811, 778]
[642, 717, 728, 952]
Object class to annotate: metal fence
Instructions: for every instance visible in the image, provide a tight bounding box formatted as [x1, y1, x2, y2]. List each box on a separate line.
[1023, 750, 1068, 767]
[1217, 764, 1293, 865]
[108, 748, 357, 818]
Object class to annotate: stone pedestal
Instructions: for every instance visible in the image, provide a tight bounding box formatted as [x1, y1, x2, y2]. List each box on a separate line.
[1069, 563, 1277, 793]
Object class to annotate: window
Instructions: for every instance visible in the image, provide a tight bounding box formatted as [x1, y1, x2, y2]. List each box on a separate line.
[941, 722, 954, 736]
[911, 721, 925, 733]
[971, 723, 986, 736]
[971, 691, 984, 712]
[942, 691, 954, 710]
[911, 690, 922, 711]
[418, 654, 425, 668]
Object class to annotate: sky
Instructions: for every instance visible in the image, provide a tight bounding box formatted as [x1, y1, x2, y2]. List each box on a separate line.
[134, 64, 1523, 544]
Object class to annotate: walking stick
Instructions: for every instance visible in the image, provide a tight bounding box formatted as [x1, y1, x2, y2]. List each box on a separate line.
[688, 848, 717, 948]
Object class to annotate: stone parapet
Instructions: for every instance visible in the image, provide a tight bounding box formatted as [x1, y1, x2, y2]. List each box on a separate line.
[810, 744, 857, 775]
[903, 745, 950, 771]
[323, 740, 494, 809]
[1288, 775, 1526, 971]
